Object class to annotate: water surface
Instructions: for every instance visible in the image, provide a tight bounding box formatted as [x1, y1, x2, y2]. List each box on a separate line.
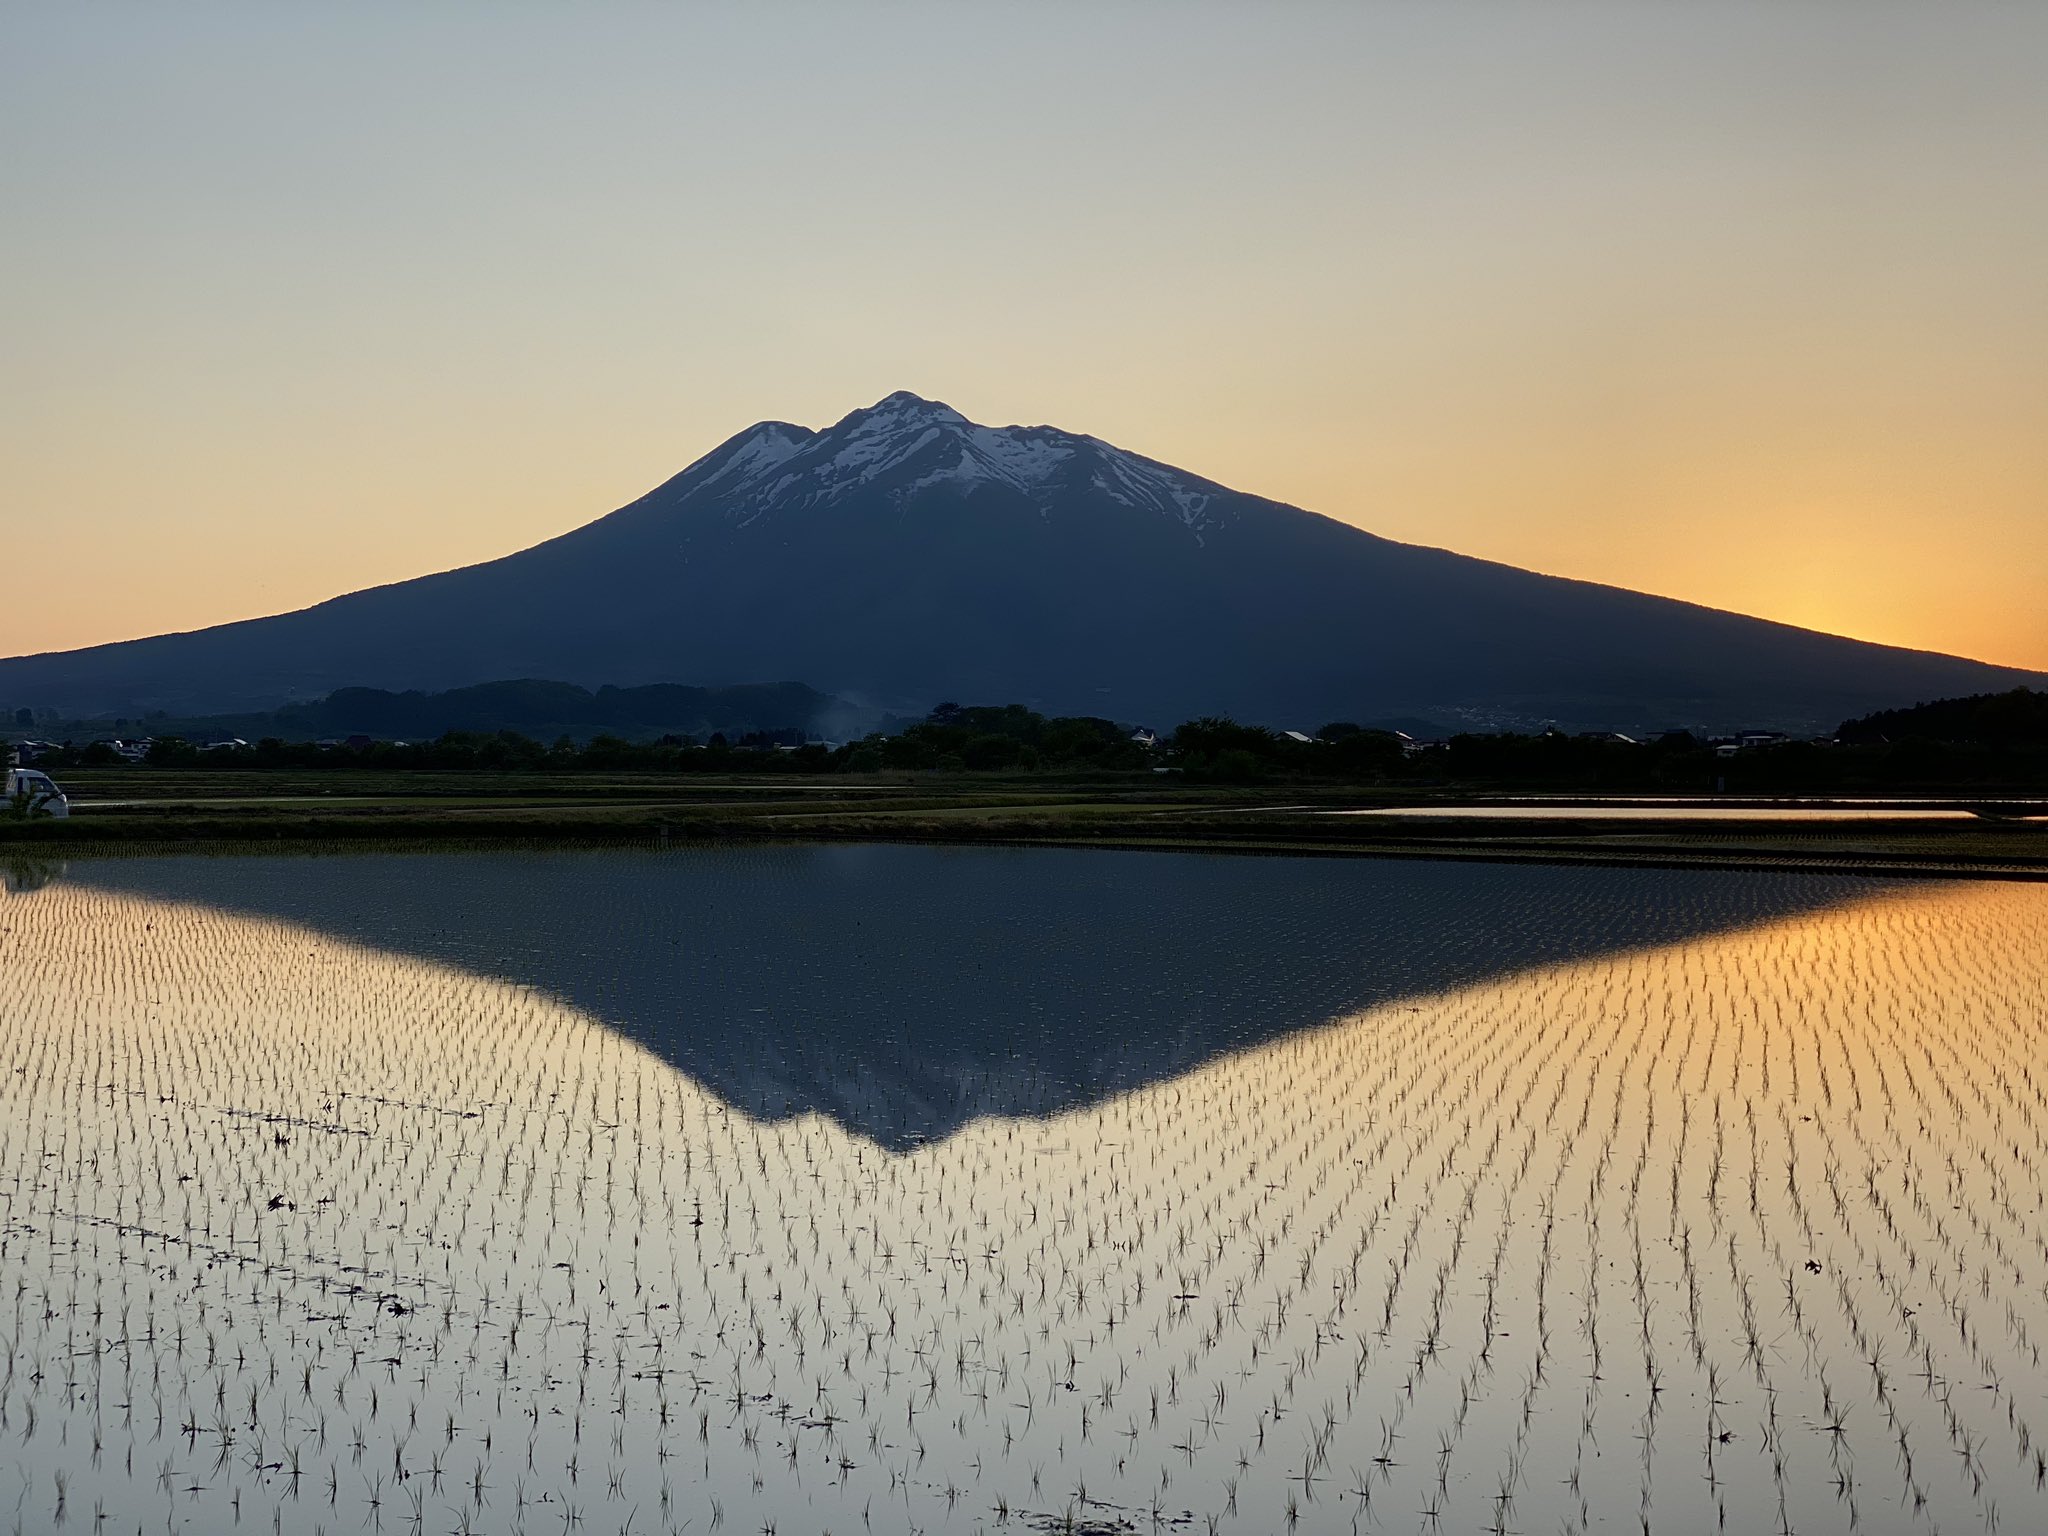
[3, 846, 2044, 1535]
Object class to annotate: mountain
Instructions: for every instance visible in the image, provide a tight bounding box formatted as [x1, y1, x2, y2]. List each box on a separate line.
[4, 390, 2041, 731]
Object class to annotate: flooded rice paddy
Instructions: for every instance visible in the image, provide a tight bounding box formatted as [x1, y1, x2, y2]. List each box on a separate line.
[2, 846, 2046, 1536]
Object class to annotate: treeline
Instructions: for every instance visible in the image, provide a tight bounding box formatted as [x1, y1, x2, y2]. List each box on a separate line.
[22, 693, 2048, 790]
[120, 731, 843, 774]
[1158, 721, 2046, 791]
[8, 678, 867, 747]
[99, 703, 1155, 775]
[837, 704, 1149, 772]
[40, 707, 1406, 779]
[1837, 687, 2047, 749]
[1096, 710, 2046, 791]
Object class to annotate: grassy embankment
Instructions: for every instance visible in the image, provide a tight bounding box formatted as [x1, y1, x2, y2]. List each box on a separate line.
[4, 767, 2045, 879]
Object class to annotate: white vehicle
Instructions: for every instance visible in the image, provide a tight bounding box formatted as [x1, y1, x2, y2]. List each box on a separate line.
[4, 766, 69, 819]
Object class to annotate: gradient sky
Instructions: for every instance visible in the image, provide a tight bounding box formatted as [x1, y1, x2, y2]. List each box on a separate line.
[5, 2, 2045, 671]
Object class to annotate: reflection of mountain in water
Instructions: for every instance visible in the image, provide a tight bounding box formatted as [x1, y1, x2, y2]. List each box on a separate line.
[68, 846, 1895, 1148]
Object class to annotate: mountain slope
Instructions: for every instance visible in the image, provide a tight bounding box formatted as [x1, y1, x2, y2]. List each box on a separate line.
[4, 391, 2040, 731]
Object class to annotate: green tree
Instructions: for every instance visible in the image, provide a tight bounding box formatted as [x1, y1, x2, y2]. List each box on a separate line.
[962, 734, 1026, 770]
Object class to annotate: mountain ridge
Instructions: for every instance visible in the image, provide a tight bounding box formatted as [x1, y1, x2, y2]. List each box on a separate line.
[3, 390, 2041, 732]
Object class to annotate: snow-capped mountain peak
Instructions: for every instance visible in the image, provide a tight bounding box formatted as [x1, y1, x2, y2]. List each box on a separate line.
[676, 419, 815, 494]
[831, 389, 971, 433]
[679, 391, 1234, 538]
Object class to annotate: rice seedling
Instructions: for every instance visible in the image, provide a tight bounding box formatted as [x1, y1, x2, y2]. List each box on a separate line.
[0, 849, 2043, 1532]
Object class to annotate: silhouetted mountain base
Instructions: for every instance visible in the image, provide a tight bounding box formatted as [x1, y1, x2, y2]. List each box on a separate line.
[7, 392, 2038, 731]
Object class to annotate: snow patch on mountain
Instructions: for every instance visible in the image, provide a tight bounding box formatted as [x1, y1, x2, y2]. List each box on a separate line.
[680, 391, 1235, 539]
[900, 426, 1078, 502]
[1086, 441, 1219, 541]
[669, 421, 815, 506]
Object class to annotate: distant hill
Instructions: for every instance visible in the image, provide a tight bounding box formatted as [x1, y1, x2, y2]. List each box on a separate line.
[31, 678, 874, 746]
[4, 390, 2042, 733]
[1838, 687, 2048, 747]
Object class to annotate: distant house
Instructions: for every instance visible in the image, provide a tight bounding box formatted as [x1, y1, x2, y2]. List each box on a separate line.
[1574, 731, 1638, 745]
[1280, 730, 1314, 745]
[1128, 728, 1157, 748]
